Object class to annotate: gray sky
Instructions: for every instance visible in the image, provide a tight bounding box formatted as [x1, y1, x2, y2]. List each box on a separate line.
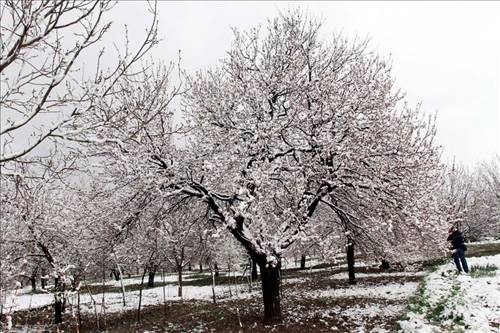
[111, 1, 499, 167]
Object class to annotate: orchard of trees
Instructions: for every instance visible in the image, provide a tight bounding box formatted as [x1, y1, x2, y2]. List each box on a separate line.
[1, 1, 499, 330]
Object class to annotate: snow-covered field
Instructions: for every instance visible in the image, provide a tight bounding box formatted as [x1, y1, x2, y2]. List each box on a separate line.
[303, 282, 419, 301]
[398, 254, 500, 333]
[329, 271, 427, 280]
[2, 275, 253, 315]
[4, 252, 499, 332]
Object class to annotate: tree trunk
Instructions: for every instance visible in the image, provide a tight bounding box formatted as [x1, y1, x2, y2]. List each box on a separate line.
[77, 288, 82, 329]
[117, 265, 126, 306]
[41, 268, 47, 289]
[177, 267, 183, 297]
[346, 237, 356, 285]
[54, 297, 63, 324]
[258, 261, 282, 324]
[300, 254, 306, 270]
[54, 277, 63, 324]
[251, 259, 258, 281]
[199, 261, 203, 273]
[162, 270, 167, 315]
[147, 269, 155, 288]
[214, 263, 219, 277]
[188, 263, 192, 271]
[111, 269, 120, 281]
[380, 259, 390, 270]
[210, 264, 216, 304]
[137, 268, 147, 322]
[31, 275, 37, 292]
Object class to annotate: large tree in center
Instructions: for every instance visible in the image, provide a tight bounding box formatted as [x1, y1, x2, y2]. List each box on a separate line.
[92, 12, 443, 323]
[180, 12, 442, 322]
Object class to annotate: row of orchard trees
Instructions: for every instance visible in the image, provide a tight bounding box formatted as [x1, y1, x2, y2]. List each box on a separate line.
[1, 1, 498, 326]
[442, 159, 500, 240]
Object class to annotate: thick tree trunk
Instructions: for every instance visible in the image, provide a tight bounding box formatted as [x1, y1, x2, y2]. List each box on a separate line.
[214, 263, 219, 277]
[177, 268, 183, 297]
[380, 259, 390, 270]
[258, 261, 282, 324]
[147, 269, 155, 288]
[300, 255, 306, 270]
[251, 259, 258, 281]
[54, 298, 63, 324]
[41, 268, 47, 289]
[54, 277, 63, 324]
[111, 269, 120, 281]
[346, 237, 356, 285]
[31, 275, 37, 292]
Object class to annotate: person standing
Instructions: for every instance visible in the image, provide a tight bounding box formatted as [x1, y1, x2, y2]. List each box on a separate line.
[447, 226, 469, 273]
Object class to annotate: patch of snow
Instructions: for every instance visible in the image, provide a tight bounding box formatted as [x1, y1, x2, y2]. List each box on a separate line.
[297, 282, 419, 300]
[399, 253, 500, 333]
[329, 271, 426, 280]
[2, 279, 257, 315]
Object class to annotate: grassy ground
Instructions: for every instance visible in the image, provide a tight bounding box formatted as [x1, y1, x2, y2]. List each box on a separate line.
[465, 241, 500, 258]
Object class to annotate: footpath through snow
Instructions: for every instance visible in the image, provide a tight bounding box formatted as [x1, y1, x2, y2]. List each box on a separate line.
[398, 254, 500, 333]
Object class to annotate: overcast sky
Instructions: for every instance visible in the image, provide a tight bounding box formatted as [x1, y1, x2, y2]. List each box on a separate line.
[110, 1, 499, 167]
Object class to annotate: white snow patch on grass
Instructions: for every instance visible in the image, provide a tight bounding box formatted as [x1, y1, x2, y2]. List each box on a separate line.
[398, 253, 500, 333]
[329, 271, 426, 280]
[298, 282, 419, 301]
[2, 280, 256, 314]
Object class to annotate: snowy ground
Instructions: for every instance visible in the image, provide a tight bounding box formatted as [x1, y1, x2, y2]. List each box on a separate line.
[398, 254, 500, 333]
[303, 281, 419, 301]
[2, 273, 253, 315]
[3, 261, 371, 315]
[4, 247, 499, 332]
[3, 260, 423, 332]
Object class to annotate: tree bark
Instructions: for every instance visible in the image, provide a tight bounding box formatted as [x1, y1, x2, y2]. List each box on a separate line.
[251, 259, 258, 281]
[346, 237, 356, 285]
[300, 254, 306, 270]
[147, 269, 155, 288]
[258, 261, 282, 324]
[199, 261, 203, 273]
[31, 275, 37, 292]
[54, 297, 63, 324]
[214, 263, 219, 277]
[117, 265, 126, 306]
[41, 268, 47, 289]
[111, 269, 120, 281]
[177, 267, 183, 297]
[210, 264, 216, 304]
[54, 277, 63, 324]
[137, 268, 147, 322]
[380, 259, 390, 270]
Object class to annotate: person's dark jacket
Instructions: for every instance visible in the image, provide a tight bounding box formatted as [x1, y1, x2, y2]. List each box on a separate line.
[447, 230, 467, 250]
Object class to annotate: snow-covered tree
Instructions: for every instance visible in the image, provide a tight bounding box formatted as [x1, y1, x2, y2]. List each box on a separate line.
[0, 0, 159, 163]
[0, 158, 86, 324]
[180, 12, 444, 321]
[445, 157, 500, 240]
[470, 157, 500, 239]
[88, 12, 442, 322]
